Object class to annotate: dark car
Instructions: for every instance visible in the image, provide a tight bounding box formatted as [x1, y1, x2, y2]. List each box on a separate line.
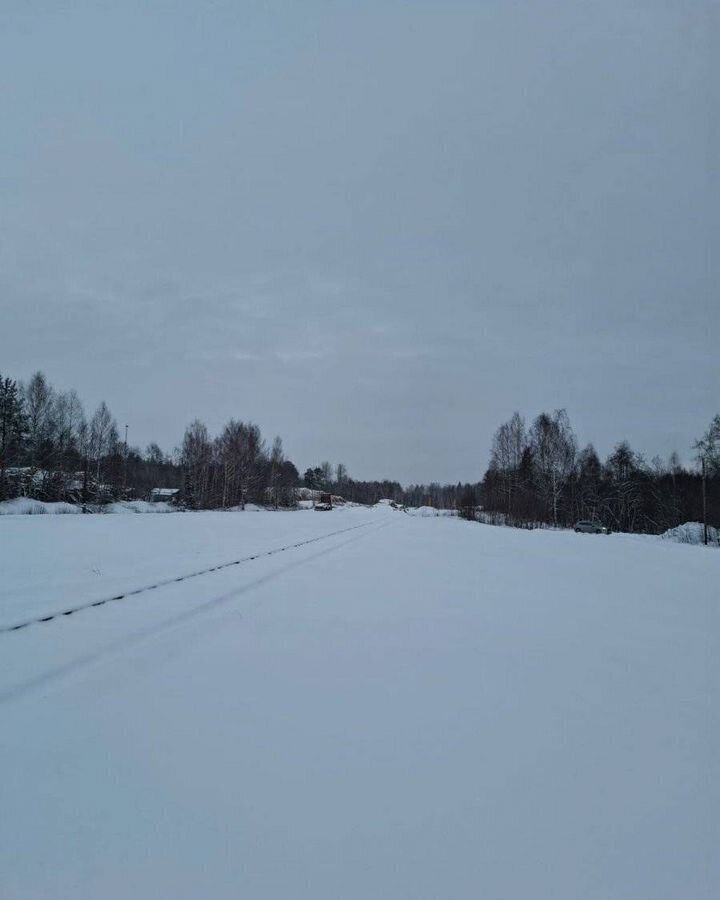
[574, 520, 609, 534]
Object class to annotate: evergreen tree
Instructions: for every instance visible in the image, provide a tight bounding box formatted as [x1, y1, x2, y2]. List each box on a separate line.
[0, 375, 27, 499]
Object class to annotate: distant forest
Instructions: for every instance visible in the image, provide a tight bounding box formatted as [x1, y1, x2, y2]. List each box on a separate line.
[1, 370, 718, 535]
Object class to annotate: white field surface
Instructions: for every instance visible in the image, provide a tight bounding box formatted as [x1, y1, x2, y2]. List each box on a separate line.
[1, 506, 717, 899]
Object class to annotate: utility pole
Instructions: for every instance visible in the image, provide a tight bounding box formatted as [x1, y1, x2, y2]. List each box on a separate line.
[702, 455, 708, 546]
[82, 454, 88, 512]
[123, 424, 128, 498]
[694, 416, 719, 546]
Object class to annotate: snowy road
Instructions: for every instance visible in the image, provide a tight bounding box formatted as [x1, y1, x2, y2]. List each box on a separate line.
[1, 508, 717, 899]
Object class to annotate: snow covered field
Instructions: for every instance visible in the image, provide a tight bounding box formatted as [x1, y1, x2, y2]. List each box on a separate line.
[1, 507, 717, 898]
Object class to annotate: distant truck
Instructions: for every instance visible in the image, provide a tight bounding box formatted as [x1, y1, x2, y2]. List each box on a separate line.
[315, 492, 333, 511]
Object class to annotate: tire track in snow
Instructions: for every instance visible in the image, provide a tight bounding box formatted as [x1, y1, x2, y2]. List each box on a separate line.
[0, 518, 381, 635]
[0, 518, 396, 704]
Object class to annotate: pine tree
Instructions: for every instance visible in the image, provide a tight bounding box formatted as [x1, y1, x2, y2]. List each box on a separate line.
[0, 375, 27, 499]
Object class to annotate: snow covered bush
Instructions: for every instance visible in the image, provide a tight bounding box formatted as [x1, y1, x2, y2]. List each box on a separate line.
[661, 522, 719, 546]
[0, 498, 81, 515]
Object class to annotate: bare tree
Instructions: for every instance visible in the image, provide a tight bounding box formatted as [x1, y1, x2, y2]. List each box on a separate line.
[269, 436, 284, 508]
[23, 371, 56, 496]
[489, 412, 526, 514]
[529, 409, 577, 525]
[53, 389, 86, 495]
[604, 441, 642, 532]
[318, 460, 333, 489]
[694, 414, 720, 544]
[145, 443, 166, 467]
[668, 450, 682, 475]
[88, 401, 119, 498]
[217, 420, 265, 509]
[182, 420, 213, 509]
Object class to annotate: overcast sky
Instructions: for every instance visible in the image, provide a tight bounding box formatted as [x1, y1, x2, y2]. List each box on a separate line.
[1, 0, 717, 483]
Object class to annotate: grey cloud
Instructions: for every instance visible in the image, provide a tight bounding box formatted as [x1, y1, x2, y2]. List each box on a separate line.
[0, 0, 717, 481]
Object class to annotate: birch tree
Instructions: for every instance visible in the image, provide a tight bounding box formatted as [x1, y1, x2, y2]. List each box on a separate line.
[23, 371, 56, 496]
[529, 409, 576, 525]
[88, 401, 119, 498]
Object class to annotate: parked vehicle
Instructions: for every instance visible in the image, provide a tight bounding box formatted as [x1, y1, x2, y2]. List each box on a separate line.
[574, 520, 609, 534]
[315, 492, 333, 511]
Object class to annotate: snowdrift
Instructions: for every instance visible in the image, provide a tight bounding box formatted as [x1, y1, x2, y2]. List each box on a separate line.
[0, 498, 81, 516]
[405, 505, 454, 517]
[103, 501, 175, 514]
[0, 499, 176, 516]
[661, 521, 719, 546]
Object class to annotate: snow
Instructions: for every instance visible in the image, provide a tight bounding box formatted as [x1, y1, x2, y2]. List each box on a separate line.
[1, 509, 717, 898]
[405, 504, 454, 517]
[224, 502, 265, 512]
[0, 498, 178, 516]
[104, 500, 175, 514]
[0, 506, 369, 629]
[662, 521, 720, 546]
[0, 497, 81, 515]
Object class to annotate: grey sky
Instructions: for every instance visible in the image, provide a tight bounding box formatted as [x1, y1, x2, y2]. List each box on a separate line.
[1, 0, 717, 483]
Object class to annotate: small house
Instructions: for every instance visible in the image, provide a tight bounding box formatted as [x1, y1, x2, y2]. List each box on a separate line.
[150, 487, 181, 505]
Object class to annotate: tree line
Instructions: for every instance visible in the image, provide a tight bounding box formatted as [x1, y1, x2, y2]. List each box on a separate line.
[298, 410, 720, 536]
[480, 409, 720, 534]
[0, 369, 408, 511]
[0, 370, 299, 509]
[302, 461, 404, 506]
[1, 370, 130, 504]
[2, 369, 717, 533]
